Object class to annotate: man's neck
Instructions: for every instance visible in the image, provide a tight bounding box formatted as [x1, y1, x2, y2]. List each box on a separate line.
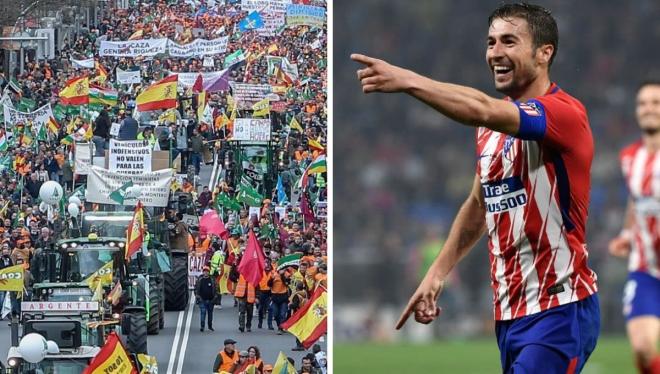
[510, 75, 552, 103]
[642, 131, 660, 152]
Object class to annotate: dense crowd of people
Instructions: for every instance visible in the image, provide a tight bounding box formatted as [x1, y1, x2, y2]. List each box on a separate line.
[0, 0, 327, 370]
[335, 0, 660, 339]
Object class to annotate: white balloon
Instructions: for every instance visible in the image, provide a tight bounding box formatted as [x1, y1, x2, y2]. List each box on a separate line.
[132, 185, 143, 197]
[39, 181, 64, 205]
[46, 340, 59, 354]
[39, 202, 48, 213]
[68, 196, 82, 207]
[18, 333, 48, 363]
[67, 203, 80, 217]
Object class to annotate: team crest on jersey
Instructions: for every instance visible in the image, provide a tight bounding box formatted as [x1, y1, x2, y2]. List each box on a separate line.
[519, 102, 541, 116]
[502, 135, 515, 161]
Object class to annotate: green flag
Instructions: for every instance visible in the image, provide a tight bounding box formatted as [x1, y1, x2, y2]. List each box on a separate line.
[236, 180, 263, 207]
[53, 104, 67, 121]
[0, 156, 10, 171]
[224, 49, 245, 68]
[36, 124, 47, 142]
[258, 223, 277, 241]
[215, 192, 241, 212]
[277, 253, 303, 271]
[109, 181, 133, 204]
[17, 98, 36, 112]
[69, 185, 85, 200]
[8, 77, 22, 96]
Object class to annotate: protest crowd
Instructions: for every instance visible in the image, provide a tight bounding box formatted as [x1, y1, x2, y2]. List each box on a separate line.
[0, 0, 327, 372]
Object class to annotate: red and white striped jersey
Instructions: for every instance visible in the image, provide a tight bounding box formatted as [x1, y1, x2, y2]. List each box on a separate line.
[620, 142, 660, 278]
[476, 83, 598, 321]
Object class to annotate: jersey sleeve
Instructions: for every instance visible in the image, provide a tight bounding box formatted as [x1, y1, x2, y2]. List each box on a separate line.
[514, 96, 590, 151]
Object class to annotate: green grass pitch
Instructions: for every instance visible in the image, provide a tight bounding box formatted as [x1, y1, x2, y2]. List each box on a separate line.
[334, 336, 635, 373]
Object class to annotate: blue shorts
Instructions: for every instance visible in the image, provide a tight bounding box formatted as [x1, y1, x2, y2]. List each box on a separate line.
[623, 271, 660, 321]
[495, 293, 600, 374]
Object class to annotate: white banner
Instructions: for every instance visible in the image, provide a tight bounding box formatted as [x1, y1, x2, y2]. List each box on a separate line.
[168, 37, 229, 57]
[74, 142, 93, 175]
[286, 4, 326, 27]
[108, 139, 152, 175]
[230, 83, 273, 109]
[100, 38, 168, 57]
[175, 70, 227, 88]
[241, 0, 291, 13]
[3, 103, 53, 130]
[232, 118, 271, 141]
[71, 58, 95, 69]
[86, 166, 173, 207]
[242, 0, 290, 36]
[116, 68, 142, 84]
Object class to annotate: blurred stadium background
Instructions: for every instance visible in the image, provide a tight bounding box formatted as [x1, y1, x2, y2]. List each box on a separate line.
[333, 0, 660, 372]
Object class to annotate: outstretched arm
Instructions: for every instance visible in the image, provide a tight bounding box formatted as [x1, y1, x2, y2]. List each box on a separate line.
[396, 173, 487, 329]
[352, 53, 520, 135]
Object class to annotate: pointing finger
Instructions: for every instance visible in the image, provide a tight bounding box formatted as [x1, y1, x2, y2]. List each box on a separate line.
[395, 297, 419, 330]
[350, 53, 378, 66]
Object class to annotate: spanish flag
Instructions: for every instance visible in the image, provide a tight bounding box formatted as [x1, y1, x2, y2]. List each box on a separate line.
[108, 282, 123, 306]
[136, 75, 178, 112]
[0, 264, 25, 292]
[59, 76, 89, 105]
[126, 201, 145, 260]
[280, 285, 327, 349]
[82, 332, 137, 374]
[92, 61, 108, 83]
[47, 116, 60, 134]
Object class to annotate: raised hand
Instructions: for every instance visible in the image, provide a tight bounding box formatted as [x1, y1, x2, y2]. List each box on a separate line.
[351, 53, 416, 94]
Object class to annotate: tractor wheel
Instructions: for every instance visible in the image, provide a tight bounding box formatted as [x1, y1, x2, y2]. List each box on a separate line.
[125, 312, 148, 355]
[147, 279, 160, 335]
[164, 255, 189, 311]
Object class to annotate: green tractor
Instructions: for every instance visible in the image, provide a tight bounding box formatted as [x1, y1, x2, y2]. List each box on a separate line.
[29, 233, 164, 355]
[76, 211, 175, 320]
[80, 209, 190, 313]
[6, 298, 106, 373]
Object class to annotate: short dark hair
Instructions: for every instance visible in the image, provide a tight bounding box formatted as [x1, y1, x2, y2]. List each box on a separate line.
[488, 3, 559, 66]
[639, 79, 660, 91]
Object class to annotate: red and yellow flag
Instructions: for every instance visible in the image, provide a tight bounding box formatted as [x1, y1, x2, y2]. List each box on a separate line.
[92, 61, 108, 83]
[47, 116, 60, 134]
[108, 282, 123, 306]
[125, 201, 145, 260]
[59, 76, 89, 105]
[197, 90, 207, 124]
[280, 285, 327, 349]
[136, 75, 178, 112]
[82, 332, 137, 374]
